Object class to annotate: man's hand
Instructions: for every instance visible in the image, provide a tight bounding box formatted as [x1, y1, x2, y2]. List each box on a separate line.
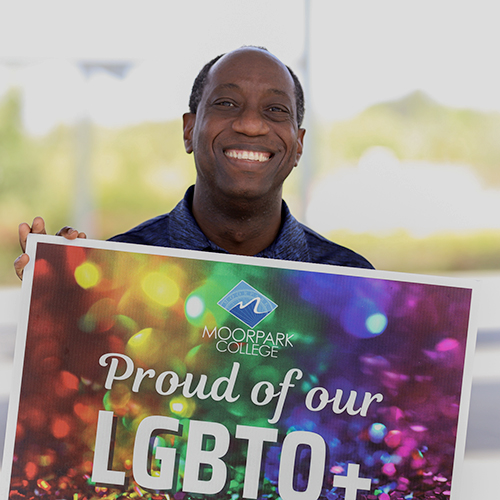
[14, 217, 87, 280]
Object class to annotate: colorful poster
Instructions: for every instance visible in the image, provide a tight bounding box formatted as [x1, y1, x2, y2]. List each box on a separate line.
[2, 235, 478, 500]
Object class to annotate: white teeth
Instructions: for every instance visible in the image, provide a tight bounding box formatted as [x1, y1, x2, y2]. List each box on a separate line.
[225, 150, 270, 162]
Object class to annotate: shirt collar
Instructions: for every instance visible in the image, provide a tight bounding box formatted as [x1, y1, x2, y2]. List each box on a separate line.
[255, 203, 311, 262]
[168, 186, 311, 261]
[168, 186, 219, 251]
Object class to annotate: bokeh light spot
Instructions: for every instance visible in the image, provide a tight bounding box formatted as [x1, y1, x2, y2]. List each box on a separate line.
[330, 465, 344, 474]
[128, 327, 153, 350]
[34, 258, 51, 277]
[384, 429, 402, 448]
[25, 461, 38, 480]
[142, 272, 180, 307]
[51, 417, 71, 439]
[39, 454, 53, 467]
[74, 262, 101, 289]
[185, 295, 204, 319]
[172, 402, 184, 412]
[342, 298, 387, 338]
[126, 327, 162, 364]
[185, 345, 202, 365]
[366, 313, 388, 335]
[369, 422, 388, 443]
[169, 396, 195, 418]
[382, 462, 397, 476]
[436, 337, 459, 352]
[78, 313, 96, 333]
[60, 370, 79, 391]
[103, 383, 131, 414]
[74, 402, 97, 424]
[116, 314, 138, 332]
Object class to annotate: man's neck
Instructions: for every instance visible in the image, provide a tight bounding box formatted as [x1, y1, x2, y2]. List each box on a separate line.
[191, 187, 283, 256]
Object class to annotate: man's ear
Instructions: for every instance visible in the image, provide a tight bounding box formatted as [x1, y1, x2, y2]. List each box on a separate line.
[294, 128, 306, 166]
[183, 113, 196, 154]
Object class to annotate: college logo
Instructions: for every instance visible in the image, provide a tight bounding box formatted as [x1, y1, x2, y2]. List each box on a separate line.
[218, 281, 278, 328]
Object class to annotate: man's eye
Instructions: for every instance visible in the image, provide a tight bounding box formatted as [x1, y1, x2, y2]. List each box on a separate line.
[215, 101, 235, 107]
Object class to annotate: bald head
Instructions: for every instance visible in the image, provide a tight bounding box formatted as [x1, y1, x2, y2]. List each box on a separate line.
[188, 47, 305, 127]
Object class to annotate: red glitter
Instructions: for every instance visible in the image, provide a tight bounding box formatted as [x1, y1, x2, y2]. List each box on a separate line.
[36, 479, 51, 492]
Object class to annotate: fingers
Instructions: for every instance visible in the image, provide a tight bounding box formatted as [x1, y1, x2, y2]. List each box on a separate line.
[18, 223, 31, 254]
[31, 216, 47, 235]
[17, 217, 47, 280]
[14, 253, 30, 281]
[18, 217, 47, 253]
[56, 227, 87, 240]
[16, 217, 87, 281]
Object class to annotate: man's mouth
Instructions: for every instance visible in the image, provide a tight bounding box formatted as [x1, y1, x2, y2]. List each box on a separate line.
[224, 149, 272, 162]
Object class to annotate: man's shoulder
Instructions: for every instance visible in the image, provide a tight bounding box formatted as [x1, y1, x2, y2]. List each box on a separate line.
[301, 223, 374, 269]
[108, 213, 171, 246]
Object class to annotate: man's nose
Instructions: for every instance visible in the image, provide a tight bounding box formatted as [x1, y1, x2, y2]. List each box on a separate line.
[231, 107, 270, 136]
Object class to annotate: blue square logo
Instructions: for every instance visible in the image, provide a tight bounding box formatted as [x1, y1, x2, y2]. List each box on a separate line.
[217, 281, 278, 328]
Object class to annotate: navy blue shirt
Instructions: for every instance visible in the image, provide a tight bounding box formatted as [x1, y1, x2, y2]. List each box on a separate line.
[109, 186, 373, 269]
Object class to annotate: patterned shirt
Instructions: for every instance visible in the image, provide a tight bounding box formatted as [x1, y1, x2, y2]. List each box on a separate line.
[109, 186, 373, 269]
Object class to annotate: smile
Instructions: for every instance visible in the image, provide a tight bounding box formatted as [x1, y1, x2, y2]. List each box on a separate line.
[224, 149, 271, 162]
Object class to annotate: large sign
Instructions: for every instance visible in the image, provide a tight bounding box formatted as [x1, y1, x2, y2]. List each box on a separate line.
[2, 235, 478, 499]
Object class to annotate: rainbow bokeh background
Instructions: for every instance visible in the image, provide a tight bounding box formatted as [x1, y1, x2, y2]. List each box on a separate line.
[7, 241, 473, 499]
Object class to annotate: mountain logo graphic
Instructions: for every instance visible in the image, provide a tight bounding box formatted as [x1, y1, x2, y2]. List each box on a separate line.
[217, 281, 278, 328]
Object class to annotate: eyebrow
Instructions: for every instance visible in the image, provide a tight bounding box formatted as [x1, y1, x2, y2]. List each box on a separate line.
[216, 83, 240, 91]
[214, 83, 292, 100]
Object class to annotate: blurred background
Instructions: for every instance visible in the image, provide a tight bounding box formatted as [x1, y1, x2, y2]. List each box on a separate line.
[1, 0, 499, 495]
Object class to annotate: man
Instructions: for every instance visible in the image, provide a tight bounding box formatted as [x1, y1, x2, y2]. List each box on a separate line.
[15, 46, 372, 279]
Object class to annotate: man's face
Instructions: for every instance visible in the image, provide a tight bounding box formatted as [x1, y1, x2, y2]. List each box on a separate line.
[183, 48, 305, 205]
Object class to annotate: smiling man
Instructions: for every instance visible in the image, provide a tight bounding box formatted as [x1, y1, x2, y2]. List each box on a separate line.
[15, 46, 372, 279]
